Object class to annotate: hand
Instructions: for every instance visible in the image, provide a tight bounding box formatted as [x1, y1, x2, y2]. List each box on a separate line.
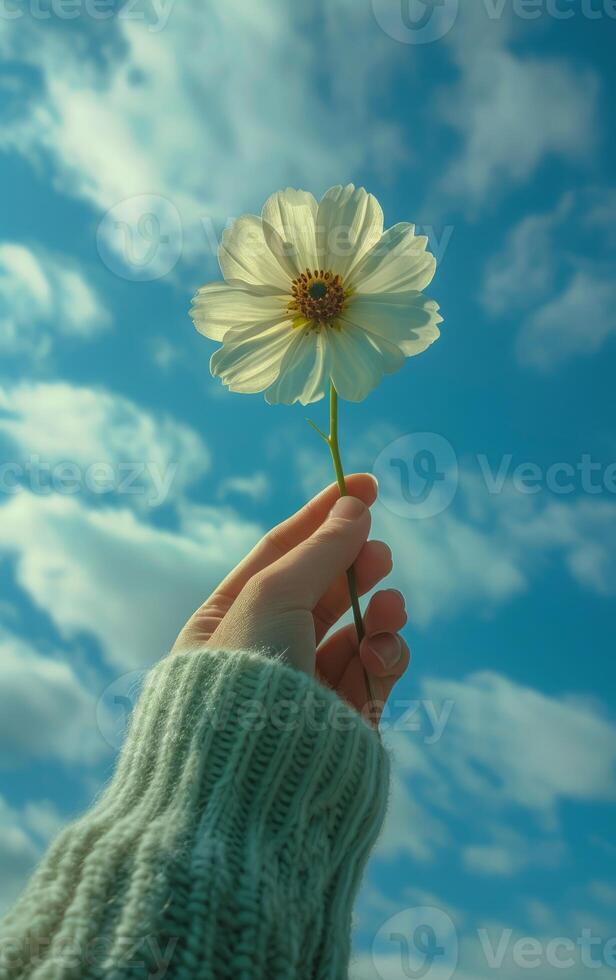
[173, 474, 410, 718]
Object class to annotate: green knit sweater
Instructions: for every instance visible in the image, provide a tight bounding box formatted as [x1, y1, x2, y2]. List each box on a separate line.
[0, 648, 389, 979]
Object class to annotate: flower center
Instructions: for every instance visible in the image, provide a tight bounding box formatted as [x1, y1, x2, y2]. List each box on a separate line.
[289, 269, 346, 328]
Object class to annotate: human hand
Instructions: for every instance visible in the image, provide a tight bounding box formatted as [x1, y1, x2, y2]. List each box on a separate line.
[173, 474, 410, 718]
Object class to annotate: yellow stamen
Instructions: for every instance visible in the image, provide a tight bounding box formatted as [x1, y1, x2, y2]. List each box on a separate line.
[288, 268, 347, 330]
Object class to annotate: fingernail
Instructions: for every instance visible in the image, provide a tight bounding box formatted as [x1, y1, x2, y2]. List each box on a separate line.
[330, 495, 366, 520]
[368, 633, 402, 669]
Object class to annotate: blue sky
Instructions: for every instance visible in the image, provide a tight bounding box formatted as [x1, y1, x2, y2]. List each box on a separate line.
[1, 2, 615, 977]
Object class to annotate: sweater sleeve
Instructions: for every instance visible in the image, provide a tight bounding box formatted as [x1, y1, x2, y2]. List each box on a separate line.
[0, 647, 389, 980]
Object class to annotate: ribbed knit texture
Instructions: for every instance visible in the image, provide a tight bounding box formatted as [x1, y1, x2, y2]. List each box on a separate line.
[0, 648, 389, 979]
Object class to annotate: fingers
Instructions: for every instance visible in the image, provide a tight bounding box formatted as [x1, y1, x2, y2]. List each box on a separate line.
[363, 588, 407, 639]
[312, 539, 392, 643]
[316, 589, 407, 688]
[359, 633, 409, 680]
[204, 474, 377, 606]
[267, 474, 377, 555]
[321, 631, 410, 717]
[262, 496, 371, 609]
[355, 635, 411, 714]
[316, 589, 410, 714]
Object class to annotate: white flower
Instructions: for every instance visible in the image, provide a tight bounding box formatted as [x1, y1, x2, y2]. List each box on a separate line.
[191, 185, 442, 405]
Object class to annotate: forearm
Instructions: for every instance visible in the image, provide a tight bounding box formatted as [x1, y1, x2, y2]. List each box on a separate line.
[0, 648, 389, 980]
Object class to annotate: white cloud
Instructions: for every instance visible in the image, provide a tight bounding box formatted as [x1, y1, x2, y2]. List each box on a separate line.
[21, 800, 65, 843]
[377, 670, 616, 868]
[0, 798, 39, 916]
[217, 472, 270, 503]
[375, 475, 616, 627]
[481, 194, 573, 315]
[0, 490, 262, 669]
[482, 191, 616, 367]
[375, 772, 451, 863]
[463, 841, 522, 877]
[0, 243, 110, 358]
[501, 496, 616, 596]
[149, 336, 181, 371]
[517, 271, 616, 369]
[0, 380, 210, 507]
[0, 631, 106, 765]
[374, 501, 526, 626]
[462, 829, 565, 877]
[0, 796, 64, 916]
[293, 439, 616, 626]
[437, 10, 598, 209]
[585, 187, 616, 244]
[0, 4, 404, 277]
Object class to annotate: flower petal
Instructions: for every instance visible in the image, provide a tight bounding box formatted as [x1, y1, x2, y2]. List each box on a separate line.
[210, 319, 295, 393]
[348, 223, 436, 294]
[262, 189, 319, 274]
[190, 281, 288, 341]
[342, 291, 442, 355]
[265, 330, 330, 406]
[219, 214, 292, 290]
[316, 184, 384, 279]
[328, 325, 404, 402]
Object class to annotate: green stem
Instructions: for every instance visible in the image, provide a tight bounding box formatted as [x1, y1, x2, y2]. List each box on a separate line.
[327, 384, 379, 722]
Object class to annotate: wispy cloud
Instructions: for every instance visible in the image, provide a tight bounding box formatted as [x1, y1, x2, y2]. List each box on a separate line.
[482, 191, 616, 368]
[0, 380, 210, 507]
[0, 630, 107, 766]
[436, 9, 599, 210]
[217, 471, 270, 503]
[377, 669, 616, 868]
[0, 490, 262, 669]
[517, 270, 616, 369]
[0, 4, 405, 277]
[0, 243, 110, 359]
[0, 795, 64, 915]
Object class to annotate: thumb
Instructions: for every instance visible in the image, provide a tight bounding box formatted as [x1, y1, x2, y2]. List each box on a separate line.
[268, 495, 371, 608]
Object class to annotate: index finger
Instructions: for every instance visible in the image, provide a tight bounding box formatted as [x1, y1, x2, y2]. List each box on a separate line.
[209, 472, 378, 604]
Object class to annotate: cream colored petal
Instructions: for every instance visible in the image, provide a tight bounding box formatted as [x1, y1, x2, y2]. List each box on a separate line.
[348, 222, 436, 294]
[265, 330, 330, 406]
[316, 184, 384, 279]
[210, 319, 295, 394]
[327, 325, 404, 402]
[219, 214, 292, 289]
[261, 219, 306, 282]
[342, 291, 442, 355]
[262, 188, 319, 274]
[190, 281, 288, 341]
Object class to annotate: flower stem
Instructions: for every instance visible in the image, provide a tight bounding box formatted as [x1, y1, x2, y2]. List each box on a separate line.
[327, 383, 380, 725]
